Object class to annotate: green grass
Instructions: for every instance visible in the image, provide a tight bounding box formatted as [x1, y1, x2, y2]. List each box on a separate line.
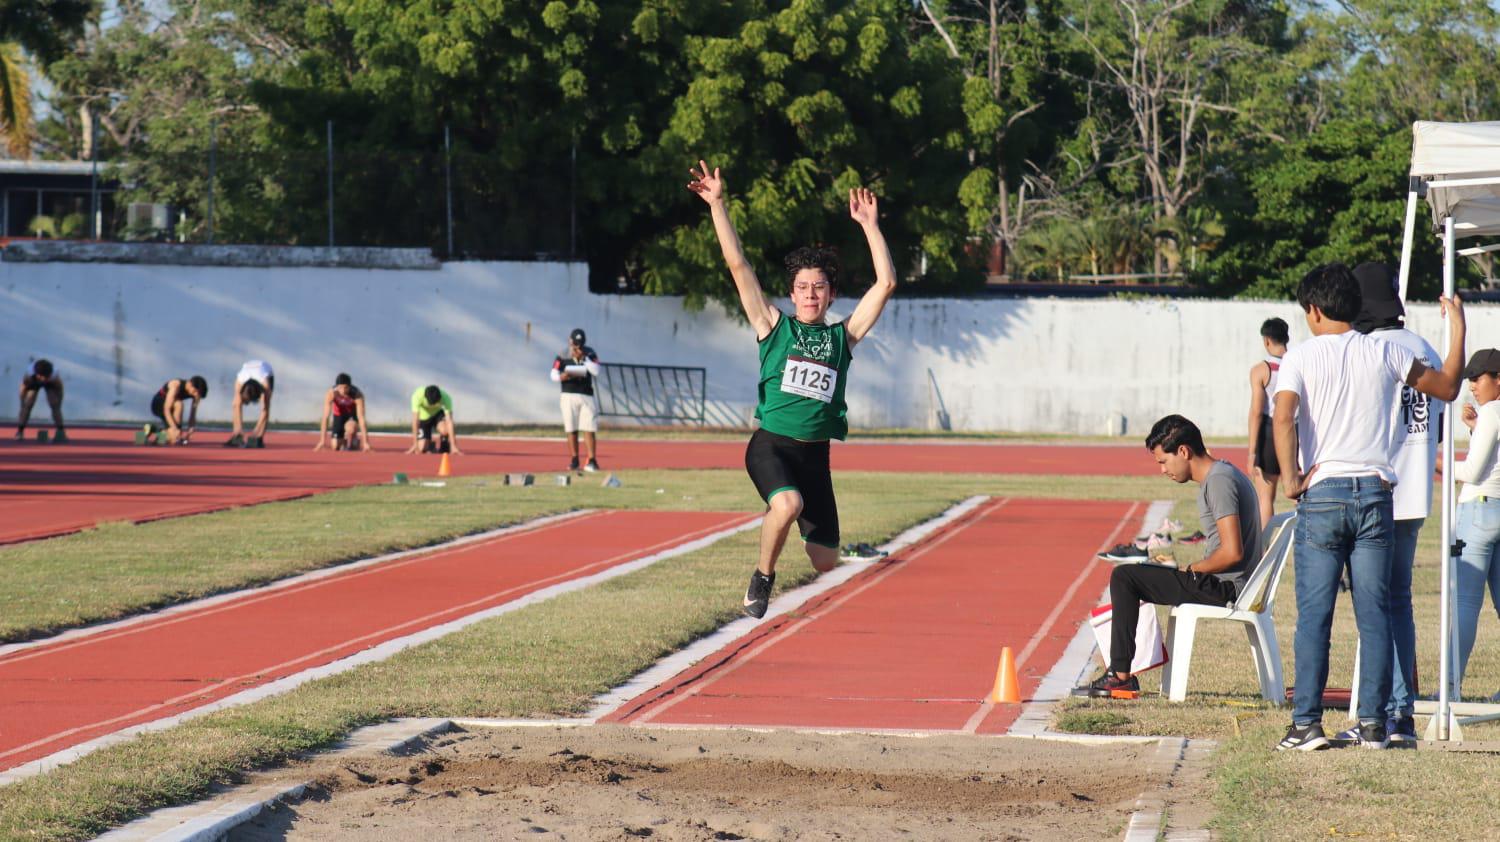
[0, 470, 1180, 840]
[1054, 492, 1500, 840]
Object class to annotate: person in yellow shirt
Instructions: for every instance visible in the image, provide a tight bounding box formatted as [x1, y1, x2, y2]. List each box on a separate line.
[407, 384, 462, 454]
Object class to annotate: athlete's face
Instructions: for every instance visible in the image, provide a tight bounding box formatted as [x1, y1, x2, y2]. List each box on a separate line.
[1151, 445, 1193, 484]
[790, 268, 834, 322]
[335, 384, 350, 397]
[1470, 373, 1500, 405]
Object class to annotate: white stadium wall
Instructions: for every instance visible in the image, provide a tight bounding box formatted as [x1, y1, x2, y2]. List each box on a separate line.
[0, 258, 1485, 437]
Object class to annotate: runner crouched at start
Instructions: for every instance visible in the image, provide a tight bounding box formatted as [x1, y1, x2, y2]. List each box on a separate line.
[408, 384, 462, 455]
[149, 376, 207, 445]
[316, 373, 371, 451]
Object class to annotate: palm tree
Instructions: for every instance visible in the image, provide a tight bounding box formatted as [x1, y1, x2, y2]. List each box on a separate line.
[0, 43, 34, 159]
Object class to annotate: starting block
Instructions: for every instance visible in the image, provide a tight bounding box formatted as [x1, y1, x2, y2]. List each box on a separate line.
[35, 430, 48, 443]
[505, 473, 535, 487]
[135, 430, 149, 445]
[554, 474, 571, 486]
[135, 430, 165, 446]
[392, 472, 409, 485]
[600, 473, 622, 489]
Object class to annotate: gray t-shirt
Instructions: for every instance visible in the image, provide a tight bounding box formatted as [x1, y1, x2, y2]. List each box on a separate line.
[1198, 460, 1263, 589]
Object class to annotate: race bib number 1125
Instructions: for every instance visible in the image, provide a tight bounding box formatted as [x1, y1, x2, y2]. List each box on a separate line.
[780, 357, 837, 403]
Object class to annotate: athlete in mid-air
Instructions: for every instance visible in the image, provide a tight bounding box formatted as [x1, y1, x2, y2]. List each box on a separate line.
[688, 160, 897, 619]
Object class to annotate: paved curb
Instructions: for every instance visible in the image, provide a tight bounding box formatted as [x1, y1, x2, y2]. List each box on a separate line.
[94, 718, 453, 841]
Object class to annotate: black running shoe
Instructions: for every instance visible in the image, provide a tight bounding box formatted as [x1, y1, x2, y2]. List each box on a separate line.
[1276, 723, 1330, 751]
[1098, 543, 1148, 563]
[1388, 715, 1417, 747]
[1070, 672, 1140, 698]
[223, 433, 244, 448]
[568, 457, 580, 471]
[52, 429, 67, 444]
[585, 459, 600, 472]
[1356, 721, 1389, 750]
[742, 569, 775, 619]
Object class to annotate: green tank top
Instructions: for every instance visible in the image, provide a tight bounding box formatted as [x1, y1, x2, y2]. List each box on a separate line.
[755, 312, 852, 441]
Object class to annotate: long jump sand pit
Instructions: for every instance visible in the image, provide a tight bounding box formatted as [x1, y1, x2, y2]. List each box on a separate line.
[228, 724, 1161, 841]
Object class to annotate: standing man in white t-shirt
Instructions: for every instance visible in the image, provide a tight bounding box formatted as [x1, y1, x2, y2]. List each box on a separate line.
[228, 359, 274, 447]
[1351, 261, 1443, 746]
[1271, 263, 1465, 751]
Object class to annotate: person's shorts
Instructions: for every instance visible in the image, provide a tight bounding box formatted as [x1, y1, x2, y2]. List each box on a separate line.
[744, 428, 839, 548]
[560, 392, 599, 433]
[331, 412, 358, 439]
[150, 392, 167, 421]
[418, 410, 447, 440]
[1253, 417, 1281, 475]
[21, 376, 60, 397]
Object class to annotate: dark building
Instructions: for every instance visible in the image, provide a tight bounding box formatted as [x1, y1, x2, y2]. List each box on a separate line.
[0, 160, 118, 240]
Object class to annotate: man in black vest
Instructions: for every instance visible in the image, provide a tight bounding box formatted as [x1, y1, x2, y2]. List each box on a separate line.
[551, 328, 601, 471]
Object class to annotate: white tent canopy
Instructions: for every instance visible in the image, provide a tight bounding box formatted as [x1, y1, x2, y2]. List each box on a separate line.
[1398, 120, 1500, 740]
[1410, 121, 1500, 238]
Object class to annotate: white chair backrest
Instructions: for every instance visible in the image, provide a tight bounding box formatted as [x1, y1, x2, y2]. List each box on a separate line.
[1233, 511, 1297, 613]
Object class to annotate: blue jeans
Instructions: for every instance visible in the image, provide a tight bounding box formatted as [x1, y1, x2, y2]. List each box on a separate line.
[1387, 518, 1423, 717]
[1293, 476, 1394, 725]
[1456, 499, 1500, 692]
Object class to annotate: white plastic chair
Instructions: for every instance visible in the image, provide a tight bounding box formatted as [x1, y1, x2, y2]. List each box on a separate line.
[1160, 511, 1296, 703]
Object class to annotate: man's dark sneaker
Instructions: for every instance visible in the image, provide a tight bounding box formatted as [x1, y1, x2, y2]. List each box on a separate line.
[1071, 672, 1140, 699]
[584, 459, 600, 472]
[223, 433, 244, 448]
[743, 569, 775, 619]
[52, 429, 68, 444]
[1098, 543, 1148, 563]
[1276, 723, 1330, 751]
[1355, 721, 1389, 750]
[1387, 715, 1418, 747]
[568, 457, 580, 471]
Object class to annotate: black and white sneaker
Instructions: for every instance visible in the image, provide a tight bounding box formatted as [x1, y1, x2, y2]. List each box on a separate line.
[584, 459, 600, 472]
[1276, 723, 1330, 751]
[1387, 715, 1417, 747]
[1070, 672, 1140, 699]
[742, 569, 775, 619]
[1356, 721, 1389, 750]
[1098, 543, 1149, 563]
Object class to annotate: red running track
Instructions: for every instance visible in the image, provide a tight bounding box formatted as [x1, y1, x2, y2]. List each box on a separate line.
[0, 509, 754, 772]
[0, 427, 1158, 545]
[604, 498, 1138, 735]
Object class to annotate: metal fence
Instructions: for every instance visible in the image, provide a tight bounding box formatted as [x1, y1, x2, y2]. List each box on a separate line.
[17, 122, 580, 260]
[596, 363, 708, 425]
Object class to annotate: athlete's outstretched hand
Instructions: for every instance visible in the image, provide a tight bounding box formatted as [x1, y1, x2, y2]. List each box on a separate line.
[849, 187, 878, 228]
[687, 160, 725, 205]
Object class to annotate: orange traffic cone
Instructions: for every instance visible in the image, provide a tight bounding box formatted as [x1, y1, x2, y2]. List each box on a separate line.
[990, 646, 1021, 703]
[438, 452, 452, 477]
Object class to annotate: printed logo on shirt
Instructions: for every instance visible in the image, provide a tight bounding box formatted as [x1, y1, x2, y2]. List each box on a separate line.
[1401, 385, 1430, 434]
[789, 320, 834, 362]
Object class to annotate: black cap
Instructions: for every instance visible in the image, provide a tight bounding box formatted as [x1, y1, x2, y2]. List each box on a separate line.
[1353, 262, 1404, 322]
[1463, 349, 1500, 381]
[570, 328, 587, 345]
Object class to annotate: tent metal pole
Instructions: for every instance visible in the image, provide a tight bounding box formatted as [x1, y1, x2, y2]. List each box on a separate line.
[1397, 189, 1420, 302]
[1439, 214, 1457, 741]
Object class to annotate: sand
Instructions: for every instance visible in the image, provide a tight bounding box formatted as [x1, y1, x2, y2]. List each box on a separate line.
[227, 724, 1171, 841]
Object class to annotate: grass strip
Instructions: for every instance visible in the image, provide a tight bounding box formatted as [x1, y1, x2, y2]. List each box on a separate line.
[1055, 494, 1500, 839]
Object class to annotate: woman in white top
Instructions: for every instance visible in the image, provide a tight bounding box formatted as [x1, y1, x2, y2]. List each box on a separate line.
[1454, 348, 1500, 693]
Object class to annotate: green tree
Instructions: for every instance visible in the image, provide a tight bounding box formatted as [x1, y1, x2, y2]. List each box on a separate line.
[0, 42, 31, 157]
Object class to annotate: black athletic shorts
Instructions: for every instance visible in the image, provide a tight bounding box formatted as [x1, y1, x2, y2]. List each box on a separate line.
[150, 392, 167, 421]
[418, 409, 447, 440]
[1253, 416, 1281, 475]
[332, 412, 357, 439]
[21, 376, 60, 395]
[744, 428, 840, 548]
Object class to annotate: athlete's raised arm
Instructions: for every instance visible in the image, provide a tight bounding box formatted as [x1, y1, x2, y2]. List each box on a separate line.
[843, 187, 896, 346]
[688, 160, 778, 339]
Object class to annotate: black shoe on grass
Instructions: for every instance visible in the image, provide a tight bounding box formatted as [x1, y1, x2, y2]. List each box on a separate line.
[1071, 672, 1140, 699]
[1388, 715, 1417, 747]
[743, 569, 775, 619]
[1276, 723, 1330, 751]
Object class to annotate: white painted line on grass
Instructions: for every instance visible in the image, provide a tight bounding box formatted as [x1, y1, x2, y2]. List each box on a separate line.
[0, 509, 597, 660]
[0, 514, 761, 787]
[585, 495, 990, 721]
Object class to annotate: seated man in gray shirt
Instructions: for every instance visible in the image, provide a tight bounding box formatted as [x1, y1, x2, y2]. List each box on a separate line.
[1074, 414, 1263, 699]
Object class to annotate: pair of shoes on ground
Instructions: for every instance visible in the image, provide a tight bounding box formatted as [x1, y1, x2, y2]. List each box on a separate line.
[1279, 716, 1417, 751]
[1098, 532, 1172, 563]
[567, 457, 601, 472]
[841, 542, 888, 561]
[1070, 672, 1141, 699]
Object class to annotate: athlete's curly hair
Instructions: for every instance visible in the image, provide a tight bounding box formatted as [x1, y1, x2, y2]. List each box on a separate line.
[784, 245, 840, 292]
